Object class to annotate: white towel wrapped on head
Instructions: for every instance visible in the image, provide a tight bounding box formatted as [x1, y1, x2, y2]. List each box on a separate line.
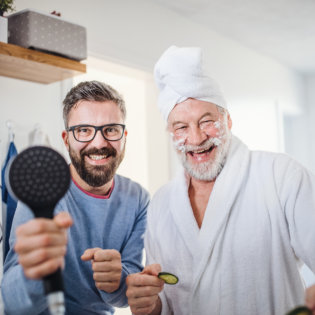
[154, 45, 227, 121]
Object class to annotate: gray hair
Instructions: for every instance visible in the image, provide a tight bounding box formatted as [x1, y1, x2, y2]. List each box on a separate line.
[63, 80, 126, 127]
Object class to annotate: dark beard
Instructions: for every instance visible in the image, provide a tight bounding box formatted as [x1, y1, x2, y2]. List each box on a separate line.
[69, 145, 125, 187]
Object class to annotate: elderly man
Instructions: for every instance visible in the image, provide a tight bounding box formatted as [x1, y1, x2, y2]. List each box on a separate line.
[1, 81, 149, 314]
[126, 46, 315, 315]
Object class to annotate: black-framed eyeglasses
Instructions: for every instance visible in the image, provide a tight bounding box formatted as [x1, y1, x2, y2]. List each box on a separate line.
[67, 124, 126, 142]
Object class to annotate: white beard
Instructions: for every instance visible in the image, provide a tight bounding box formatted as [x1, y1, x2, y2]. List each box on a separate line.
[173, 116, 232, 181]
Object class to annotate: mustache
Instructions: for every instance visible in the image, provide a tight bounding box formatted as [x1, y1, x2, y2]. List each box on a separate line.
[177, 137, 222, 154]
[81, 147, 117, 158]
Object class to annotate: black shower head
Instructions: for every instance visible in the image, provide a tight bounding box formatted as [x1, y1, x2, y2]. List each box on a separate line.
[6, 145, 70, 218]
[5, 145, 71, 315]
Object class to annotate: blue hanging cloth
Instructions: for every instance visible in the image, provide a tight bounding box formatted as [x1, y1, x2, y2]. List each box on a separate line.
[1, 141, 18, 261]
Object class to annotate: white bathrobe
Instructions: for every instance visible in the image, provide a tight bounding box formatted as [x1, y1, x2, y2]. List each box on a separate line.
[145, 136, 315, 315]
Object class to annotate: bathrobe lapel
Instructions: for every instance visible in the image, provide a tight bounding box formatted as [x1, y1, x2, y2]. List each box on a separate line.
[168, 170, 200, 258]
[191, 136, 251, 293]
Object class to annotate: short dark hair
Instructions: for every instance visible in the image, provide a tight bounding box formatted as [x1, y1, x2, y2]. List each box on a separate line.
[63, 80, 126, 127]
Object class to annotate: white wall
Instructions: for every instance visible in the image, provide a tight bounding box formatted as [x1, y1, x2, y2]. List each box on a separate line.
[282, 74, 315, 175]
[0, 78, 87, 168]
[305, 75, 315, 173]
[0, 76, 67, 157]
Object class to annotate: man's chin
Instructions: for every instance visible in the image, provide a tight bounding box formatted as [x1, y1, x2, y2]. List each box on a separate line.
[86, 180, 110, 188]
[74, 163, 112, 187]
[182, 155, 225, 181]
[81, 173, 113, 187]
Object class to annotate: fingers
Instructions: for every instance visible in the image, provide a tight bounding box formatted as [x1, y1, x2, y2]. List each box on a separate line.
[82, 249, 122, 293]
[23, 257, 64, 279]
[94, 249, 121, 262]
[14, 212, 72, 280]
[306, 284, 315, 310]
[92, 252, 122, 279]
[93, 271, 119, 282]
[92, 249, 122, 283]
[127, 277, 164, 297]
[16, 218, 62, 238]
[81, 248, 120, 263]
[142, 264, 162, 277]
[128, 295, 160, 315]
[15, 231, 67, 254]
[54, 212, 73, 229]
[81, 248, 102, 261]
[18, 246, 67, 268]
[92, 249, 121, 271]
[92, 260, 121, 273]
[126, 272, 164, 292]
[15, 212, 72, 237]
[126, 268, 164, 315]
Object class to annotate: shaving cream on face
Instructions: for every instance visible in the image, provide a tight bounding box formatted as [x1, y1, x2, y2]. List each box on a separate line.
[173, 114, 226, 153]
[171, 110, 231, 181]
[171, 134, 187, 153]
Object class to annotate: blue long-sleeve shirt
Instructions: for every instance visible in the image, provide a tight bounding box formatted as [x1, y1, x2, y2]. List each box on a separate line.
[1, 174, 149, 314]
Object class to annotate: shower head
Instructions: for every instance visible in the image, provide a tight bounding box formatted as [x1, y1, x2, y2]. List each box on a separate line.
[6, 145, 71, 315]
[6, 145, 70, 218]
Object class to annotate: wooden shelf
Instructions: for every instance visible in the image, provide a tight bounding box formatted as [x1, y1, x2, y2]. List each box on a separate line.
[0, 42, 86, 84]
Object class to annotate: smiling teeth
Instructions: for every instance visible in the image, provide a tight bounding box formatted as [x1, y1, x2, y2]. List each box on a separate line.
[89, 154, 107, 160]
[194, 149, 206, 154]
[193, 147, 212, 154]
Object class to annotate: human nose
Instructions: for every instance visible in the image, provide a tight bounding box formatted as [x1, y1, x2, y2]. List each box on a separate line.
[91, 129, 109, 148]
[187, 126, 207, 145]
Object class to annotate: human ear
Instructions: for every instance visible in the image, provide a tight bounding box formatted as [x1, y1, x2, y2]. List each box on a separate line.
[227, 113, 232, 130]
[62, 130, 70, 151]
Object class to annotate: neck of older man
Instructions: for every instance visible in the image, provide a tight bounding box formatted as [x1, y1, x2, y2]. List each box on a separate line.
[189, 177, 215, 228]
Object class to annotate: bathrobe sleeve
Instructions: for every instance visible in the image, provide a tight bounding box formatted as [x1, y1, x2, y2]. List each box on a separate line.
[277, 156, 315, 272]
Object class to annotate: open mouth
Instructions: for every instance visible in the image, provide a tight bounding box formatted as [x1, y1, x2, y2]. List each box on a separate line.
[188, 145, 215, 157]
[88, 154, 109, 160]
[85, 153, 113, 165]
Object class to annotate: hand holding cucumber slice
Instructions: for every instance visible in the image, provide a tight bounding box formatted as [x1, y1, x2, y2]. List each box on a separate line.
[158, 272, 179, 285]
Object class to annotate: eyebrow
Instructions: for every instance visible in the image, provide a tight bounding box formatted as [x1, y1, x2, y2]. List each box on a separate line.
[171, 112, 218, 128]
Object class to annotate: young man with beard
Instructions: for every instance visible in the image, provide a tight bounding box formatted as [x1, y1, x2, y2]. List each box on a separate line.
[126, 46, 315, 315]
[1, 81, 149, 314]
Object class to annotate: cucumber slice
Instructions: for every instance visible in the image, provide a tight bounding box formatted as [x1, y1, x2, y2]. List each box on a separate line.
[158, 272, 179, 285]
[286, 306, 312, 315]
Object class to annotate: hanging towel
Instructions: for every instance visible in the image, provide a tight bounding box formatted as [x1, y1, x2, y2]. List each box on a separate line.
[28, 125, 51, 146]
[1, 141, 18, 261]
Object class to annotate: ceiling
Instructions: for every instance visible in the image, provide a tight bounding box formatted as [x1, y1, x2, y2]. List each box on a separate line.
[150, 0, 315, 75]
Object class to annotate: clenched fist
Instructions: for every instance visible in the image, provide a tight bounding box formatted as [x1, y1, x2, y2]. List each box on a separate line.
[14, 211, 73, 279]
[81, 248, 122, 293]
